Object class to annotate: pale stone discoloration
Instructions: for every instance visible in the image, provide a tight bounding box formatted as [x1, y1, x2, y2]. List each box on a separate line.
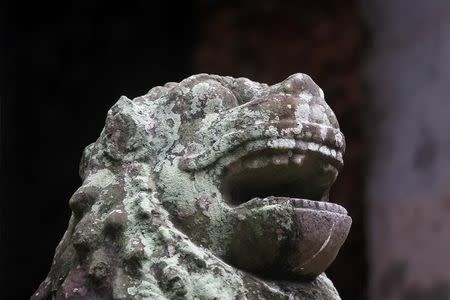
[33, 73, 350, 299]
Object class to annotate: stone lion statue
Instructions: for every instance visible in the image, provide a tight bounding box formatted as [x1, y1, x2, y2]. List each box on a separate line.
[33, 73, 351, 299]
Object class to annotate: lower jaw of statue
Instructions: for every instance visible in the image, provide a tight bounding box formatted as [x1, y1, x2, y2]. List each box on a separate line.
[220, 148, 352, 281]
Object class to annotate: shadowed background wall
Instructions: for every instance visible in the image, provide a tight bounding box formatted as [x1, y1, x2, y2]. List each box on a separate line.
[1, 1, 367, 299]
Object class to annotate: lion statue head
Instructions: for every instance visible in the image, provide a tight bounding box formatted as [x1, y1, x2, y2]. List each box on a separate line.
[33, 73, 351, 300]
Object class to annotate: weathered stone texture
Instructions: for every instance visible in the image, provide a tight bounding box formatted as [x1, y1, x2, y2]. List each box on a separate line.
[33, 74, 350, 299]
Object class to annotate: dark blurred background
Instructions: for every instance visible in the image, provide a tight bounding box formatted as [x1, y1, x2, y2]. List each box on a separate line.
[3, 1, 450, 299]
[0, 0, 366, 299]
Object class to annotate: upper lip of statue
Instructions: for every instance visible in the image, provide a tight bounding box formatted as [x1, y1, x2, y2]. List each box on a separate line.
[179, 118, 345, 171]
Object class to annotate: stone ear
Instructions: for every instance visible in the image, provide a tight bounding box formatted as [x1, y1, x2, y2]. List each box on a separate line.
[103, 97, 142, 160]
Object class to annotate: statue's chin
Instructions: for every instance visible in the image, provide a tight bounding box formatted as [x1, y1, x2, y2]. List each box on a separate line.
[224, 197, 352, 280]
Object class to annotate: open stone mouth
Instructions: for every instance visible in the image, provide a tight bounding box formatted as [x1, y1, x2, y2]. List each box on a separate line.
[220, 144, 347, 215]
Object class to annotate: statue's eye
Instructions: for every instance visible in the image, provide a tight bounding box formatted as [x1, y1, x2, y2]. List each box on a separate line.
[172, 79, 239, 120]
[191, 81, 238, 114]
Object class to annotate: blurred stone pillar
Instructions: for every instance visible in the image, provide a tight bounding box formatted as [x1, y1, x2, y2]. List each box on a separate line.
[363, 1, 450, 299]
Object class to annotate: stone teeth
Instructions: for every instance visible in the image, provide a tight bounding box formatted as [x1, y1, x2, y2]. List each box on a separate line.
[308, 143, 320, 151]
[292, 199, 347, 215]
[295, 140, 308, 151]
[225, 142, 342, 176]
[291, 154, 305, 165]
[304, 200, 313, 208]
[244, 158, 269, 169]
[272, 154, 289, 165]
[293, 199, 305, 208]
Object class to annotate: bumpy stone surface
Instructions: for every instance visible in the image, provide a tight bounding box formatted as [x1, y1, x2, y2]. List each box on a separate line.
[33, 73, 351, 299]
